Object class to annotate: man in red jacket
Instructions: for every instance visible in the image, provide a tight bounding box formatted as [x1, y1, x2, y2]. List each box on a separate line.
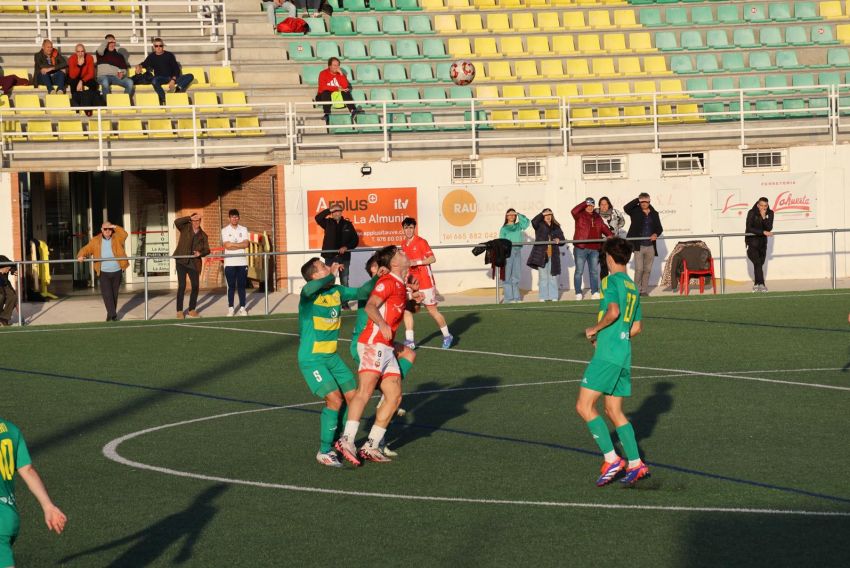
[315, 57, 359, 125]
[571, 198, 613, 301]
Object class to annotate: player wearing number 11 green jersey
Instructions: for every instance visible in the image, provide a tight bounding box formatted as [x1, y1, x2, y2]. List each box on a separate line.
[574, 238, 650, 487]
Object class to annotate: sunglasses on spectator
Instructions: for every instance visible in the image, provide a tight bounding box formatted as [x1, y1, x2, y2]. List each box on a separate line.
[102, 228, 114, 232]
[154, 44, 164, 48]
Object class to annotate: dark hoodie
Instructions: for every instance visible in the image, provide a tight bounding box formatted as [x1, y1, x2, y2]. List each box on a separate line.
[744, 203, 774, 248]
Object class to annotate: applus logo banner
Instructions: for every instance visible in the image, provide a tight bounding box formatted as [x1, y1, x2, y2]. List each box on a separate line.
[307, 188, 418, 247]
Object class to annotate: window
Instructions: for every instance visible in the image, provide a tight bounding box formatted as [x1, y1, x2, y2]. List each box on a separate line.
[661, 152, 706, 176]
[581, 155, 626, 179]
[742, 149, 787, 171]
[451, 159, 481, 183]
[516, 158, 547, 182]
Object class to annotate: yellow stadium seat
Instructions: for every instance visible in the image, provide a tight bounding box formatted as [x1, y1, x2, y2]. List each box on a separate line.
[656, 104, 680, 124]
[26, 121, 54, 141]
[563, 12, 587, 29]
[578, 34, 604, 54]
[643, 56, 671, 75]
[474, 64, 491, 82]
[628, 32, 653, 52]
[541, 59, 566, 78]
[677, 103, 703, 123]
[166, 92, 190, 109]
[618, 56, 643, 76]
[597, 106, 621, 125]
[206, 117, 235, 137]
[129, 67, 153, 92]
[474, 0, 497, 8]
[57, 119, 87, 140]
[459, 14, 484, 33]
[820, 1, 843, 18]
[603, 34, 629, 53]
[487, 13, 510, 32]
[177, 117, 203, 138]
[435, 15, 460, 33]
[234, 116, 263, 136]
[632, 81, 656, 100]
[135, 92, 162, 113]
[476, 85, 500, 106]
[515, 60, 539, 79]
[589, 10, 614, 29]
[222, 91, 252, 113]
[446, 0, 472, 8]
[166, 92, 202, 138]
[45, 94, 74, 116]
[498, 0, 522, 7]
[570, 107, 595, 127]
[580, 83, 605, 102]
[517, 109, 542, 128]
[447, 38, 472, 57]
[106, 93, 134, 112]
[181, 67, 207, 87]
[0, 1, 25, 12]
[503, 85, 526, 104]
[512, 13, 538, 31]
[13, 94, 43, 116]
[592, 58, 618, 77]
[659, 79, 683, 99]
[55, 1, 84, 12]
[838, 24, 850, 41]
[88, 0, 113, 12]
[551, 0, 572, 5]
[607, 81, 632, 101]
[624, 105, 649, 125]
[566, 59, 591, 78]
[538, 12, 561, 31]
[556, 83, 579, 99]
[491, 109, 514, 129]
[420, 0, 447, 10]
[500, 36, 525, 56]
[147, 119, 175, 138]
[193, 91, 220, 113]
[209, 66, 238, 88]
[116, 119, 146, 140]
[529, 84, 553, 104]
[474, 38, 500, 57]
[614, 10, 639, 28]
[543, 108, 561, 127]
[487, 61, 513, 80]
[552, 35, 576, 55]
[114, 1, 140, 13]
[526, 0, 549, 7]
[2, 68, 35, 91]
[527, 36, 551, 55]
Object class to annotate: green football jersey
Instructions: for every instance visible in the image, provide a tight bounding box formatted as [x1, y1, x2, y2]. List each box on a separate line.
[0, 419, 32, 512]
[595, 272, 642, 367]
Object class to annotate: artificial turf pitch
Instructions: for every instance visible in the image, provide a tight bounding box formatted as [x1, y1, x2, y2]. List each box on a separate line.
[1, 290, 849, 567]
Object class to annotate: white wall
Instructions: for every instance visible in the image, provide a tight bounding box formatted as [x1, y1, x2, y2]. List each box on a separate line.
[285, 144, 849, 294]
[0, 173, 13, 258]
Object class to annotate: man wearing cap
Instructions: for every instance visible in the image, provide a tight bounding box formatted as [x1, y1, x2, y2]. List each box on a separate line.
[571, 198, 613, 301]
[76, 222, 129, 321]
[314, 203, 359, 288]
[221, 208, 250, 317]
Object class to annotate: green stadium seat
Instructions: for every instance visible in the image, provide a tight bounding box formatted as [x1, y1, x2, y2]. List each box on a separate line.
[760, 27, 786, 47]
[777, 51, 804, 69]
[828, 48, 850, 66]
[639, 8, 662, 27]
[745, 4, 770, 24]
[305, 17, 330, 35]
[718, 5, 743, 24]
[423, 38, 449, 59]
[722, 52, 747, 72]
[395, 87, 420, 105]
[692, 6, 716, 25]
[408, 15, 434, 34]
[655, 32, 679, 51]
[792, 73, 819, 93]
[330, 16, 356, 35]
[423, 86, 450, 106]
[397, 39, 422, 59]
[356, 64, 382, 84]
[302, 66, 323, 85]
[369, 87, 396, 107]
[702, 102, 730, 122]
[711, 76, 735, 96]
[410, 62, 435, 82]
[686, 77, 711, 97]
[808, 97, 830, 116]
[288, 41, 315, 61]
[388, 113, 410, 132]
[794, 1, 819, 20]
[435, 62, 453, 82]
[370, 0, 395, 11]
[370, 40, 394, 60]
[734, 29, 760, 48]
[384, 63, 410, 83]
[765, 74, 789, 94]
[785, 26, 811, 46]
[840, 97, 850, 116]
[328, 113, 354, 134]
[697, 54, 721, 73]
[343, 40, 370, 60]
[410, 111, 436, 131]
[750, 52, 777, 71]
[812, 26, 839, 45]
[345, 0, 370, 11]
[355, 113, 383, 133]
[682, 31, 707, 50]
[707, 29, 731, 49]
[396, 0, 423, 11]
[382, 15, 410, 35]
[356, 16, 383, 35]
[670, 54, 695, 74]
[755, 100, 780, 119]
[781, 98, 806, 118]
[464, 110, 491, 130]
[666, 7, 688, 26]
[352, 90, 368, 104]
[769, 3, 795, 22]
[818, 71, 841, 86]
[449, 85, 473, 104]
[316, 41, 341, 60]
[740, 75, 763, 96]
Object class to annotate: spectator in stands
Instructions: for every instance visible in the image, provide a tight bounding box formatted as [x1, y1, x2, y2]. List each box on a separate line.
[173, 213, 210, 319]
[96, 34, 134, 97]
[136, 38, 195, 105]
[314, 203, 358, 287]
[0, 255, 17, 326]
[76, 222, 129, 322]
[315, 57, 360, 125]
[221, 209, 250, 316]
[527, 208, 566, 302]
[499, 208, 529, 303]
[624, 192, 663, 297]
[571, 198, 613, 301]
[745, 197, 774, 293]
[596, 196, 625, 280]
[264, 0, 296, 26]
[67, 44, 102, 117]
[33, 39, 67, 94]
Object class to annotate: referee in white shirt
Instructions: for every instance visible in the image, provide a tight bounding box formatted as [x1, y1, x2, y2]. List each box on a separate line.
[221, 209, 250, 316]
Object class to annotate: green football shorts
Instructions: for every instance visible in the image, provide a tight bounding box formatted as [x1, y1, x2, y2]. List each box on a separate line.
[0, 505, 20, 568]
[581, 358, 631, 397]
[298, 355, 356, 398]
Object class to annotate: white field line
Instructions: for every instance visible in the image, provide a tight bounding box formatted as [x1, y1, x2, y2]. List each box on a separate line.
[102, 402, 850, 518]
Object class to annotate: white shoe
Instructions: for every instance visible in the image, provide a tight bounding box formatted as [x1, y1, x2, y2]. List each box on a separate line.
[238, 306, 248, 316]
[359, 444, 392, 463]
[226, 307, 235, 317]
[316, 451, 344, 468]
[591, 292, 600, 300]
[575, 293, 583, 301]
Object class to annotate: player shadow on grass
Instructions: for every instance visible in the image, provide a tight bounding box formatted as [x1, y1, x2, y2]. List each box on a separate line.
[59, 483, 228, 567]
[389, 375, 500, 450]
[625, 381, 673, 454]
[416, 312, 481, 348]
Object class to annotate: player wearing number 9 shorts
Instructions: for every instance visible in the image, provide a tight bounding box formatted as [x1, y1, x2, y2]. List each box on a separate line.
[574, 237, 651, 487]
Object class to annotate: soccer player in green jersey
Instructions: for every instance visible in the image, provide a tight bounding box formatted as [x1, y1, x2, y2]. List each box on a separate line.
[575, 237, 650, 487]
[1, 418, 67, 567]
[299, 258, 381, 468]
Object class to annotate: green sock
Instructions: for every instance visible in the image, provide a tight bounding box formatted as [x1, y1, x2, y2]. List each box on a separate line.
[320, 408, 339, 453]
[615, 422, 640, 462]
[399, 357, 413, 380]
[586, 416, 615, 455]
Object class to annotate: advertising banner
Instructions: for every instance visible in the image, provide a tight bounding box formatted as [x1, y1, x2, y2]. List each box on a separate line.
[437, 185, 547, 243]
[711, 172, 817, 232]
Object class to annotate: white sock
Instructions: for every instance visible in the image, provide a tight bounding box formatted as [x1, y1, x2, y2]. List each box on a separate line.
[604, 451, 619, 463]
[367, 425, 387, 448]
[342, 420, 360, 441]
[628, 459, 642, 469]
[405, 330, 414, 342]
[440, 326, 450, 337]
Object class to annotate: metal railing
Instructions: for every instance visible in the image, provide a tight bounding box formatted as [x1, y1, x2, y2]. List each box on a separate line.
[2, 227, 848, 327]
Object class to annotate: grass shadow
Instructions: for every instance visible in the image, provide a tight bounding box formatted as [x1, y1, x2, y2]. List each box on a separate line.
[417, 312, 481, 348]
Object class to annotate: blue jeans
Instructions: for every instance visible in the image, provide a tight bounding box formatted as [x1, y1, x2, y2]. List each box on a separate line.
[38, 70, 66, 92]
[501, 248, 522, 302]
[573, 247, 600, 295]
[537, 259, 559, 301]
[224, 265, 248, 308]
[98, 74, 135, 96]
[152, 74, 195, 102]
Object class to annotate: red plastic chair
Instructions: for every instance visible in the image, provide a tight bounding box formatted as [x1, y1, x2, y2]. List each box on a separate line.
[678, 258, 716, 295]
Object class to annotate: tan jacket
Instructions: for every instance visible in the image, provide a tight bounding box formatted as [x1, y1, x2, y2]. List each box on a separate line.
[76, 226, 129, 275]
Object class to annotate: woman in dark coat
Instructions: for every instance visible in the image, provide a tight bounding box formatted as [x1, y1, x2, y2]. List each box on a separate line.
[527, 208, 566, 301]
[745, 197, 774, 292]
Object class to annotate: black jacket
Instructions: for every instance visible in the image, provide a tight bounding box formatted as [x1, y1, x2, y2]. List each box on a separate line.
[527, 213, 567, 276]
[471, 238, 513, 268]
[314, 208, 359, 262]
[624, 198, 664, 256]
[745, 204, 774, 248]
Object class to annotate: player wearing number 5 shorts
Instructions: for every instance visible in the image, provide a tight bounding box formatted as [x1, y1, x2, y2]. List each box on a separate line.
[574, 237, 650, 487]
[298, 258, 381, 468]
[337, 245, 417, 466]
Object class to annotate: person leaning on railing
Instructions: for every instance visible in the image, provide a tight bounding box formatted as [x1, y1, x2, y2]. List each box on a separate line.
[499, 208, 530, 304]
[527, 208, 567, 302]
[0, 255, 18, 326]
[76, 222, 129, 322]
[173, 213, 210, 319]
